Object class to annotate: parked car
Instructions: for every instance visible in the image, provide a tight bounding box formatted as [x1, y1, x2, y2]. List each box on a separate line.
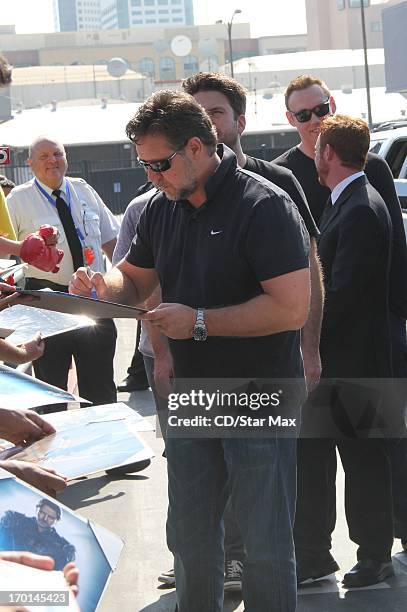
[369, 129, 407, 233]
[395, 179, 407, 211]
[370, 126, 407, 181]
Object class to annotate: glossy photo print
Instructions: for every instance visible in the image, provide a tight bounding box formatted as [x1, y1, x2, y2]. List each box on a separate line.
[0, 469, 123, 612]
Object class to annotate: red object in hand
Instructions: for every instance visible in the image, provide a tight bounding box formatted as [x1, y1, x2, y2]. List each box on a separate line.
[83, 246, 95, 265]
[38, 224, 59, 245]
[20, 225, 64, 273]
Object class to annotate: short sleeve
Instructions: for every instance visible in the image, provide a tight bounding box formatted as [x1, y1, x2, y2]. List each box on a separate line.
[0, 187, 16, 240]
[126, 206, 155, 269]
[244, 194, 310, 282]
[112, 198, 148, 264]
[280, 173, 319, 238]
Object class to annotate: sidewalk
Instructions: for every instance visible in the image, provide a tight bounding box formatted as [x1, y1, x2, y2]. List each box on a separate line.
[60, 318, 407, 612]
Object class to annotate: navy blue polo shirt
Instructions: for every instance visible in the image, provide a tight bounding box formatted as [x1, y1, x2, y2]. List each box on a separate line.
[127, 146, 310, 379]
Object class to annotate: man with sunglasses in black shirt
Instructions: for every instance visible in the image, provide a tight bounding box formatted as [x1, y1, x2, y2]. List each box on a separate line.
[181, 71, 323, 592]
[275, 75, 407, 586]
[70, 89, 311, 612]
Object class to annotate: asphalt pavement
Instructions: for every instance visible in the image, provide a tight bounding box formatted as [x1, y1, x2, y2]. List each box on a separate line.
[59, 318, 407, 612]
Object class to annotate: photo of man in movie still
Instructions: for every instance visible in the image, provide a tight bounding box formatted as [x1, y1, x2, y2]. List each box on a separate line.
[0, 471, 123, 612]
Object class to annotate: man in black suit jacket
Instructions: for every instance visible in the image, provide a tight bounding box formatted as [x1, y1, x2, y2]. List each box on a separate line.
[297, 114, 395, 588]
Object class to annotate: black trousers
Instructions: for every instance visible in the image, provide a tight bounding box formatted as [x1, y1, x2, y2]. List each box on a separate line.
[26, 275, 117, 411]
[33, 318, 117, 412]
[295, 436, 393, 563]
[127, 323, 147, 379]
[385, 313, 407, 540]
[295, 381, 394, 564]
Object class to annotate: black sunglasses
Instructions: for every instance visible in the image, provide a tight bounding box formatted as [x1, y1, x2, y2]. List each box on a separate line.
[290, 100, 331, 123]
[137, 145, 185, 173]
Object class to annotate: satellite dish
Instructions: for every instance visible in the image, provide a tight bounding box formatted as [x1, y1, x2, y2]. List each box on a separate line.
[153, 39, 169, 54]
[171, 35, 192, 57]
[107, 57, 128, 78]
[198, 38, 217, 58]
[262, 90, 274, 100]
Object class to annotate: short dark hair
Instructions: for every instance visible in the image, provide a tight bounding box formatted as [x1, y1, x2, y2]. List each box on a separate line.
[319, 114, 370, 171]
[182, 72, 247, 118]
[37, 498, 61, 521]
[0, 175, 15, 190]
[126, 90, 217, 153]
[0, 55, 12, 88]
[285, 75, 330, 110]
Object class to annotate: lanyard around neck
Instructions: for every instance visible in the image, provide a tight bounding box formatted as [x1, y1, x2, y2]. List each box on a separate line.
[34, 179, 85, 242]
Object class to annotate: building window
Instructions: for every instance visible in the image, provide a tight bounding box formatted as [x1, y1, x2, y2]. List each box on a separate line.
[146, 9, 155, 13]
[172, 17, 183, 22]
[171, 0, 181, 4]
[349, 0, 369, 7]
[160, 56, 176, 80]
[158, 9, 169, 13]
[159, 18, 169, 22]
[139, 57, 155, 77]
[172, 8, 182, 13]
[201, 55, 219, 71]
[157, 0, 168, 3]
[144, 0, 155, 5]
[337, 0, 345, 9]
[132, 19, 143, 23]
[146, 18, 156, 22]
[183, 54, 199, 77]
[131, 0, 141, 4]
[371, 20, 382, 32]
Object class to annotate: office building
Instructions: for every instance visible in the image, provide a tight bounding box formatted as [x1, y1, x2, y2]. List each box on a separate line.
[54, 0, 194, 31]
[306, 0, 400, 50]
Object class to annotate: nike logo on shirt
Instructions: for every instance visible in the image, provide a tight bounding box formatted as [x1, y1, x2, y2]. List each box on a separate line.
[211, 230, 223, 235]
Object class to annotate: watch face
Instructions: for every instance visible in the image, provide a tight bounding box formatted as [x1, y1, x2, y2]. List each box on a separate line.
[193, 323, 208, 341]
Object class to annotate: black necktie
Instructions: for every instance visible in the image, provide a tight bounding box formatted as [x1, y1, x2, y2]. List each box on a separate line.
[52, 189, 84, 270]
[320, 195, 334, 227]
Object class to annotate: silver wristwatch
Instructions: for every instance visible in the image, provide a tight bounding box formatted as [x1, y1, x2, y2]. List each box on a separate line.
[192, 308, 208, 341]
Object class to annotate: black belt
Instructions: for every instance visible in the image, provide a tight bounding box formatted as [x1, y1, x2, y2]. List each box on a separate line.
[25, 278, 69, 292]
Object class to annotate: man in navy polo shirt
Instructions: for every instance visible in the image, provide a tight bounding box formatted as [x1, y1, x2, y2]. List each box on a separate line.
[69, 90, 310, 612]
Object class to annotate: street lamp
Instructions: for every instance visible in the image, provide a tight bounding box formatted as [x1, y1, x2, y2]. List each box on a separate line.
[360, 1, 373, 128]
[216, 9, 242, 78]
[248, 61, 253, 91]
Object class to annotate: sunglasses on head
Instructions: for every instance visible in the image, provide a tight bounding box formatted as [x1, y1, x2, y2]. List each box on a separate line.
[137, 145, 185, 173]
[290, 100, 331, 123]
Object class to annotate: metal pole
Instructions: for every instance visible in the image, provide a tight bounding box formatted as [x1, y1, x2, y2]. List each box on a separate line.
[92, 64, 97, 99]
[228, 22, 234, 78]
[360, 2, 373, 128]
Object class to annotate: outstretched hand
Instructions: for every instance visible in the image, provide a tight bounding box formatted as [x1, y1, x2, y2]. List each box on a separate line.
[69, 267, 106, 299]
[0, 552, 80, 611]
[0, 460, 67, 497]
[142, 303, 196, 339]
[20, 225, 64, 273]
[0, 407, 55, 445]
